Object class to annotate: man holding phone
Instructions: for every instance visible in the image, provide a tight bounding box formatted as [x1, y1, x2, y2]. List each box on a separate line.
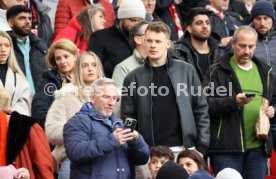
[63, 78, 149, 179]
[203, 26, 276, 179]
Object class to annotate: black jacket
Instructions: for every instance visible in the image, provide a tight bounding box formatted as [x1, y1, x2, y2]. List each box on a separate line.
[121, 57, 210, 155]
[155, 0, 185, 41]
[8, 32, 48, 91]
[203, 53, 276, 155]
[87, 25, 133, 77]
[209, 11, 241, 39]
[31, 70, 62, 128]
[171, 31, 225, 82]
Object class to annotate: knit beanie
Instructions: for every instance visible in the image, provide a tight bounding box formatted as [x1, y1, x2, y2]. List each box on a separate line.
[118, 0, 146, 20]
[156, 161, 189, 179]
[251, 0, 275, 21]
[216, 168, 242, 179]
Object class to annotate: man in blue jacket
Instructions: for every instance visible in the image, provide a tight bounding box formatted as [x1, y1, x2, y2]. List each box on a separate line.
[63, 78, 149, 179]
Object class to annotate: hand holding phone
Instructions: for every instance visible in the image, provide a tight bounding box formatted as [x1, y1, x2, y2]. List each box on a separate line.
[245, 93, 256, 98]
[124, 118, 137, 132]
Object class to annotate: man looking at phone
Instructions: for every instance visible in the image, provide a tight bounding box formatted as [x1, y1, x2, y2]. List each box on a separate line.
[203, 26, 276, 178]
[63, 78, 149, 179]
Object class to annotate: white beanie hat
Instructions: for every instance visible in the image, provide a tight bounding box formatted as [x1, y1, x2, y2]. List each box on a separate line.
[118, 0, 146, 19]
[216, 168, 243, 179]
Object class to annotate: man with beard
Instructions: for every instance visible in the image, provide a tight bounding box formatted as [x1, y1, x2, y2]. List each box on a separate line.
[87, 0, 146, 77]
[172, 8, 224, 82]
[251, 1, 276, 75]
[6, 5, 47, 96]
[251, 0, 276, 153]
[203, 26, 276, 178]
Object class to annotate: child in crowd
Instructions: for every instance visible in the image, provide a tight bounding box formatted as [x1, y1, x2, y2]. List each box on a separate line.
[148, 146, 174, 179]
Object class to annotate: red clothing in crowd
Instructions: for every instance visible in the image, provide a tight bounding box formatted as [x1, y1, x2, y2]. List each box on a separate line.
[53, 16, 87, 53]
[54, 0, 115, 37]
[0, 112, 54, 179]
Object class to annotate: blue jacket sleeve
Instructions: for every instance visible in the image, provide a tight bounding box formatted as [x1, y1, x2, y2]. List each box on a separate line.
[63, 115, 120, 163]
[127, 135, 149, 165]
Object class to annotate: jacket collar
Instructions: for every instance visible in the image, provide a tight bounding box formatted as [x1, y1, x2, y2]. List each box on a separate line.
[133, 49, 145, 65]
[7, 31, 47, 54]
[144, 54, 174, 69]
[176, 31, 220, 53]
[219, 52, 271, 73]
[79, 102, 123, 127]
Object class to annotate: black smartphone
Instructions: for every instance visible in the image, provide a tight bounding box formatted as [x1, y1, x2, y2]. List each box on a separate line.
[245, 93, 256, 98]
[124, 118, 137, 132]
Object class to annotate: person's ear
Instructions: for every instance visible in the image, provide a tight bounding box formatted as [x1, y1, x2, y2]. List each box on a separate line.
[187, 25, 192, 33]
[7, 19, 14, 28]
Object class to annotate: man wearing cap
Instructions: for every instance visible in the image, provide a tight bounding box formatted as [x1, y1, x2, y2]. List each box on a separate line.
[251, 0, 276, 75]
[251, 0, 276, 151]
[87, 0, 146, 77]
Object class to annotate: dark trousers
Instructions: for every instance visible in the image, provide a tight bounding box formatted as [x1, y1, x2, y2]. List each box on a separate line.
[210, 146, 267, 179]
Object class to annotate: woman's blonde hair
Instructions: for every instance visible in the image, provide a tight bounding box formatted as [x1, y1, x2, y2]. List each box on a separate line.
[0, 31, 25, 78]
[73, 51, 104, 100]
[77, 4, 105, 41]
[0, 87, 10, 112]
[46, 39, 78, 71]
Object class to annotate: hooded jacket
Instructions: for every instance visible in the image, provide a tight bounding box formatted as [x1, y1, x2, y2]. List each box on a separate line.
[203, 53, 276, 155]
[172, 31, 224, 82]
[53, 16, 88, 53]
[63, 102, 149, 179]
[54, 0, 115, 37]
[121, 56, 210, 155]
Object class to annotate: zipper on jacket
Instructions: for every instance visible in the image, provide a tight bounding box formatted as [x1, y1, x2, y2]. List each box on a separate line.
[193, 52, 204, 79]
[150, 67, 155, 147]
[263, 37, 271, 66]
[224, 20, 229, 37]
[216, 116, 223, 141]
[239, 117, 245, 152]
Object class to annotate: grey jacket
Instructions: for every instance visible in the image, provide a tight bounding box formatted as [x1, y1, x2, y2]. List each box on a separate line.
[121, 56, 210, 154]
[254, 31, 276, 75]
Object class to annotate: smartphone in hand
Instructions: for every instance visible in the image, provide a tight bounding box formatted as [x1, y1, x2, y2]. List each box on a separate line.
[245, 93, 256, 98]
[124, 118, 137, 132]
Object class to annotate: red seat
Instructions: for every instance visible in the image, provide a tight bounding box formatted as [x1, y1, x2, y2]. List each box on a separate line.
[271, 150, 276, 176]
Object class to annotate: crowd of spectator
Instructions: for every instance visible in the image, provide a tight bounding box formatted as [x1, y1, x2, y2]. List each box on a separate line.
[1, 0, 276, 179]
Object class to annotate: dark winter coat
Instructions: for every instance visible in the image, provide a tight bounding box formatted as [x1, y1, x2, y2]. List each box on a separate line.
[63, 102, 149, 179]
[203, 53, 276, 155]
[31, 70, 62, 128]
[8, 32, 48, 91]
[87, 25, 134, 77]
[171, 31, 224, 82]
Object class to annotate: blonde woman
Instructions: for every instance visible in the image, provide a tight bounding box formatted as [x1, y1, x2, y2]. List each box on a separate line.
[0, 31, 30, 116]
[31, 39, 78, 128]
[53, 4, 106, 53]
[45, 51, 104, 179]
